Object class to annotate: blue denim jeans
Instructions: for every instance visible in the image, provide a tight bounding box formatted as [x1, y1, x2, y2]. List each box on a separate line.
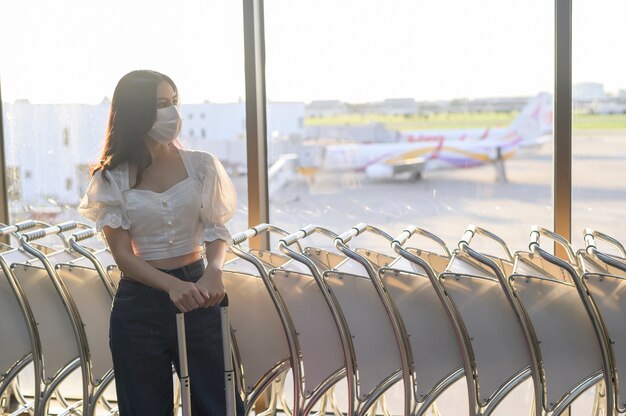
[109, 259, 244, 415]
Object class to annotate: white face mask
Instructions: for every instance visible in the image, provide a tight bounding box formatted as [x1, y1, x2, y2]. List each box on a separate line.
[147, 105, 182, 144]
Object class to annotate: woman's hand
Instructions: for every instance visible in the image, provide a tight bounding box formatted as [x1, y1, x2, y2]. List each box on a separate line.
[167, 279, 208, 313]
[195, 266, 225, 308]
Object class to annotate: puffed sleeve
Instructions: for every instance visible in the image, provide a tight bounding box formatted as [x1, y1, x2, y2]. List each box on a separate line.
[198, 152, 237, 244]
[77, 169, 131, 234]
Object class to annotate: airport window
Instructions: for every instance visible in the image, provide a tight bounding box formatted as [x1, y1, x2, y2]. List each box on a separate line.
[572, 0, 626, 252]
[0, 0, 247, 229]
[201, 128, 206, 138]
[264, 0, 554, 257]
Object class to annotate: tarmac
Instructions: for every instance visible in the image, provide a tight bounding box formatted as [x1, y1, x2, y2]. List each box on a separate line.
[232, 130, 626, 257]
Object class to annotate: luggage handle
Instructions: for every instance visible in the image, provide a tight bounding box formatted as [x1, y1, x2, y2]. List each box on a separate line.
[335, 223, 396, 248]
[336, 223, 368, 244]
[176, 294, 235, 416]
[334, 223, 395, 273]
[528, 226, 580, 281]
[529, 226, 578, 267]
[279, 224, 336, 250]
[278, 225, 340, 278]
[584, 228, 626, 258]
[280, 224, 317, 247]
[21, 221, 93, 249]
[21, 221, 78, 242]
[232, 223, 269, 245]
[583, 229, 626, 273]
[277, 225, 340, 286]
[459, 224, 513, 262]
[0, 220, 39, 236]
[71, 229, 98, 243]
[457, 226, 516, 284]
[334, 223, 397, 272]
[392, 225, 451, 257]
[232, 223, 302, 252]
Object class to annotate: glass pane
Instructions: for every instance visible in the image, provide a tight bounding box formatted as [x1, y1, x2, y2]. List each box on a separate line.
[1, 1, 247, 235]
[265, 0, 554, 258]
[573, 0, 626, 255]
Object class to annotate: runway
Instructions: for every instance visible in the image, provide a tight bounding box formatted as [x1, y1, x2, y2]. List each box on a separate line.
[231, 130, 625, 257]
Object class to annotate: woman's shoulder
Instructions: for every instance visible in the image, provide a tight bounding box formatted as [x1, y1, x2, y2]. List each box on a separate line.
[181, 148, 216, 161]
[92, 163, 129, 190]
[180, 148, 219, 173]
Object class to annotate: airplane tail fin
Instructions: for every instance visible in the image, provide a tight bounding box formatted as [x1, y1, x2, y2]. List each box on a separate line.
[512, 92, 553, 143]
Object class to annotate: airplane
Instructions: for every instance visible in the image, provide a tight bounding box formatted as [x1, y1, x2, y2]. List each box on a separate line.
[296, 92, 553, 181]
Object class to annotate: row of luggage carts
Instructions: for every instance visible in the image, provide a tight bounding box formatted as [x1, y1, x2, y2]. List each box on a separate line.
[0, 219, 624, 415]
[223, 223, 626, 416]
[0, 220, 119, 416]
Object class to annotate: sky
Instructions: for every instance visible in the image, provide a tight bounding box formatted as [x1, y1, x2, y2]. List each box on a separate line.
[1, 0, 625, 104]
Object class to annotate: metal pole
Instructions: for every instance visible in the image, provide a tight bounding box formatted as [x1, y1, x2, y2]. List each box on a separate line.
[176, 313, 192, 416]
[0, 80, 11, 227]
[221, 295, 236, 416]
[242, 3, 272, 409]
[243, 0, 269, 251]
[554, 0, 572, 260]
[555, 2, 573, 412]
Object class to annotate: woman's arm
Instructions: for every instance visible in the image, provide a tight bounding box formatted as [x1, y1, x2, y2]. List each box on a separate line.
[104, 226, 208, 312]
[195, 239, 228, 308]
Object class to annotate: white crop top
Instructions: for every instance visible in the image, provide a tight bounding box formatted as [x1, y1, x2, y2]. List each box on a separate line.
[77, 148, 237, 261]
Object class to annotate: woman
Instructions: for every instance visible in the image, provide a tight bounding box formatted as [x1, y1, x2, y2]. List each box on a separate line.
[78, 70, 243, 415]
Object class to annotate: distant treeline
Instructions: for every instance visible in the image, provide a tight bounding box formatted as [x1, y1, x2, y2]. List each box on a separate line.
[306, 112, 626, 131]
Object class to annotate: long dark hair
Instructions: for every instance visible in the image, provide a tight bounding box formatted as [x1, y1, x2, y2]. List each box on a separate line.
[92, 70, 178, 187]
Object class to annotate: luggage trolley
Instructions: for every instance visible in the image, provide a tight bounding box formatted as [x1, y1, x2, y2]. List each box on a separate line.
[505, 226, 614, 415]
[15, 221, 118, 416]
[0, 220, 48, 414]
[384, 225, 466, 415]
[10, 221, 84, 416]
[439, 225, 533, 416]
[581, 229, 626, 413]
[275, 225, 354, 416]
[332, 223, 419, 416]
[234, 224, 349, 415]
[280, 223, 408, 416]
[60, 228, 123, 415]
[216, 224, 299, 415]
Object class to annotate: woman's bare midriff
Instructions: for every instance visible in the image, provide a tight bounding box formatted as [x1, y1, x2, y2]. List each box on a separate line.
[146, 249, 203, 270]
